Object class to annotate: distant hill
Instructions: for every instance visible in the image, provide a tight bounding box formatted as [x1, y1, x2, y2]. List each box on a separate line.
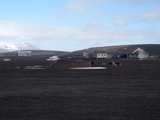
[60, 44, 160, 58]
[0, 42, 70, 57]
[1, 44, 160, 59]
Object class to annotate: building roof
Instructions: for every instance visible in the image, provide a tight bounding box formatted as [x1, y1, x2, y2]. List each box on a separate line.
[115, 48, 149, 55]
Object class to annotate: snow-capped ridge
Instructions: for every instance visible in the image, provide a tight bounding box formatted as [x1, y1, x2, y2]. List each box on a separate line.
[0, 42, 40, 52]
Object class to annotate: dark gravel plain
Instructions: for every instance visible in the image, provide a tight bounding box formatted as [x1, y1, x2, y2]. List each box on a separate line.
[0, 60, 160, 120]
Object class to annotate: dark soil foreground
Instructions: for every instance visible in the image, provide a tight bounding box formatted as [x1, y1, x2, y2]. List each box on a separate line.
[0, 60, 160, 120]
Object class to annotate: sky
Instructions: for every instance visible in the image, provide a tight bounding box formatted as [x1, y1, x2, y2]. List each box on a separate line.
[0, 0, 160, 51]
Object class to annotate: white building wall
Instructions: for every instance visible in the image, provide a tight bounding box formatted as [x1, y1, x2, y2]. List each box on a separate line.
[93, 52, 112, 59]
[138, 52, 148, 59]
[97, 53, 108, 58]
[134, 48, 149, 59]
[17, 51, 32, 56]
[83, 52, 89, 58]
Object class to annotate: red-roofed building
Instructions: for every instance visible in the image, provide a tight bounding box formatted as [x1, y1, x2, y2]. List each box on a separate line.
[114, 48, 149, 59]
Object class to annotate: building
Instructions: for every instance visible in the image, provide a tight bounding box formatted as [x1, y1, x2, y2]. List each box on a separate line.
[134, 48, 149, 59]
[93, 51, 112, 59]
[82, 52, 90, 58]
[2, 58, 11, 62]
[114, 48, 149, 59]
[17, 51, 32, 57]
[46, 56, 60, 61]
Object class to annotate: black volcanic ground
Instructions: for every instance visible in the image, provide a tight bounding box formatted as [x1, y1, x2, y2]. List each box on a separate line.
[0, 44, 160, 119]
[0, 60, 160, 120]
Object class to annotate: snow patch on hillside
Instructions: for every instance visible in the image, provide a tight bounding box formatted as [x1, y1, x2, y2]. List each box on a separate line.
[0, 42, 40, 52]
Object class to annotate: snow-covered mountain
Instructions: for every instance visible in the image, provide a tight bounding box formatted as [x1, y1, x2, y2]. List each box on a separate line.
[0, 42, 40, 52]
